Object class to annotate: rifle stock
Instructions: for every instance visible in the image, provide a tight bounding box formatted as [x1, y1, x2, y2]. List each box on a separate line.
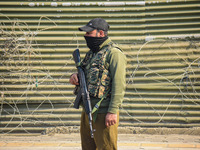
[72, 49, 94, 138]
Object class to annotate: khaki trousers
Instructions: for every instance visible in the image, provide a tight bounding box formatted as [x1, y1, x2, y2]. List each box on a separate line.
[80, 111, 119, 150]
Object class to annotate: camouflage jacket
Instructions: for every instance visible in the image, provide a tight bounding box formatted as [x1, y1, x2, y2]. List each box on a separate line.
[81, 38, 126, 114]
[82, 41, 116, 98]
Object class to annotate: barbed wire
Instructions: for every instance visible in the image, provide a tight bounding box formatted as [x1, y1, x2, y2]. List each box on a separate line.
[0, 16, 200, 135]
[0, 16, 79, 134]
[123, 37, 200, 124]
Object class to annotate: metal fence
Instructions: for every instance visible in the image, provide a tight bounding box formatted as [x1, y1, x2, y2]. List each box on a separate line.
[0, 0, 200, 135]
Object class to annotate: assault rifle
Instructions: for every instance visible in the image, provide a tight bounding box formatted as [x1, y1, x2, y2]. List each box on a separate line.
[72, 49, 94, 138]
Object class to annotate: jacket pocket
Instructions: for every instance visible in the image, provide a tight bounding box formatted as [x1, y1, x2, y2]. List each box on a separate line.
[101, 69, 111, 86]
[88, 68, 99, 84]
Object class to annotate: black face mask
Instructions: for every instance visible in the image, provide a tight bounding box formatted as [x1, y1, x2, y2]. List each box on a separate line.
[84, 36, 108, 53]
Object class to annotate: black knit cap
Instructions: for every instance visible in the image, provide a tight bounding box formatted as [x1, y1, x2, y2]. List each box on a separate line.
[79, 18, 110, 32]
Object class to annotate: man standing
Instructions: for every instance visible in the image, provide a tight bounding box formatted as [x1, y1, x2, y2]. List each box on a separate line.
[70, 18, 126, 150]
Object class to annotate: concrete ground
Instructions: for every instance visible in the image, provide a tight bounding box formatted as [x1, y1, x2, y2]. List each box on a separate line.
[0, 133, 200, 150]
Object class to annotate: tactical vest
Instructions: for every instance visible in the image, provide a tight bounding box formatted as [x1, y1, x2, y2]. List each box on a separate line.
[82, 42, 121, 98]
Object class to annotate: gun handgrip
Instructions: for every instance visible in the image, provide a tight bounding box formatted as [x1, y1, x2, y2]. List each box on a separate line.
[73, 90, 82, 109]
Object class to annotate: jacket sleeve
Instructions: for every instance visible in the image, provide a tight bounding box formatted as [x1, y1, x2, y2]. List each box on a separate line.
[107, 48, 126, 114]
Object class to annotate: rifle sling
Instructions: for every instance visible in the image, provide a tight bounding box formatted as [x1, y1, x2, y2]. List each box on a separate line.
[91, 90, 109, 122]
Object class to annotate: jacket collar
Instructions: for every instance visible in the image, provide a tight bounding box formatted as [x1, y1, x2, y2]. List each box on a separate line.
[99, 38, 112, 49]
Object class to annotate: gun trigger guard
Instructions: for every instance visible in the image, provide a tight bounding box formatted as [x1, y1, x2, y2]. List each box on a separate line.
[73, 86, 80, 95]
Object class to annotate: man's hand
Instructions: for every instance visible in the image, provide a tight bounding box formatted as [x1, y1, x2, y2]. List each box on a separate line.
[69, 73, 79, 85]
[105, 112, 117, 127]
